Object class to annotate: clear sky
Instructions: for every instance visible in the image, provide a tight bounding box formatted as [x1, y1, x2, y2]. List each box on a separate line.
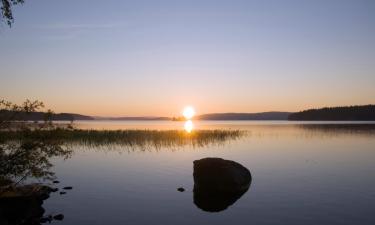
[1, 0, 374, 116]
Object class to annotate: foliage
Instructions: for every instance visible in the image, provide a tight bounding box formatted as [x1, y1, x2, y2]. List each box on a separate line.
[1, 0, 24, 26]
[0, 99, 45, 129]
[0, 99, 69, 187]
[288, 105, 375, 121]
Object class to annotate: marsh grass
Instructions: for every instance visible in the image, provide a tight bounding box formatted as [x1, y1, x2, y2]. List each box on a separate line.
[0, 128, 245, 150]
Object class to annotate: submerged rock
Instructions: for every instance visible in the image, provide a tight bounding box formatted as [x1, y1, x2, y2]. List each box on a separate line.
[193, 157, 252, 212]
[53, 214, 64, 220]
[40, 216, 52, 223]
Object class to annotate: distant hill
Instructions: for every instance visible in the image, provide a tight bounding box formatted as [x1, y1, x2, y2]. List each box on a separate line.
[6, 106, 374, 122]
[94, 116, 170, 121]
[288, 105, 375, 121]
[196, 112, 291, 120]
[0, 110, 94, 121]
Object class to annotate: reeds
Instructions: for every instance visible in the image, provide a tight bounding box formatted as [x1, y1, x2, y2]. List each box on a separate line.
[0, 128, 245, 149]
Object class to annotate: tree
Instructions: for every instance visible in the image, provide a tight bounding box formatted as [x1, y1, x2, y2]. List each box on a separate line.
[1, 0, 24, 27]
[0, 99, 44, 129]
[0, 99, 71, 187]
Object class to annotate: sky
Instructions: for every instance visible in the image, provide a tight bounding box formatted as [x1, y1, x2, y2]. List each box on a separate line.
[1, 0, 374, 116]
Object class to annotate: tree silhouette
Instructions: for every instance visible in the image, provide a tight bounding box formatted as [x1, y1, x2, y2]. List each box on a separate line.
[1, 0, 24, 26]
[288, 105, 375, 121]
[0, 99, 44, 129]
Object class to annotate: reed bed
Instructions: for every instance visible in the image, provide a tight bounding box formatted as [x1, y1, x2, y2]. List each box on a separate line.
[0, 128, 245, 149]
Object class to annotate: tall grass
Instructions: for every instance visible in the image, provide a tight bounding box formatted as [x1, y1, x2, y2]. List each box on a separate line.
[0, 128, 245, 150]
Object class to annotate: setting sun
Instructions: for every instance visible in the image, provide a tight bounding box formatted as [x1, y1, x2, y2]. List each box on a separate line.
[182, 106, 195, 120]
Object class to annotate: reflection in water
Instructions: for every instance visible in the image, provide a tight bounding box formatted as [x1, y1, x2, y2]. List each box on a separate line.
[184, 120, 194, 133]
[193, 158, 252, 212]
[241, 123, 375, 140]
[0, 137, 71, 225]
[1, 122, 375, 224]
[194, 185, 250, 213]
[296, 124, 375, 136]
[0, 139, 72, 183]
[0, 128, 244, 223]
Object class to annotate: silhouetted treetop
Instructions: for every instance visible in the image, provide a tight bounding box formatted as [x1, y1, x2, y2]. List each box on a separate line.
[288, 105, 375, 121]
[1, 0, 24, 26]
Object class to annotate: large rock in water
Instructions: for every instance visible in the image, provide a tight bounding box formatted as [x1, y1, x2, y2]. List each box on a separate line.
[193, 157, 252, 212]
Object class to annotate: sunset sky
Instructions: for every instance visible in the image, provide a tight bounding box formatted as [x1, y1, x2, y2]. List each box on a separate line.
[1, 0, 374, 116]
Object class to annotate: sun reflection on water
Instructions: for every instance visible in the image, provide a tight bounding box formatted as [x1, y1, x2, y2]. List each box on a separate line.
[184, 120, 194, 133]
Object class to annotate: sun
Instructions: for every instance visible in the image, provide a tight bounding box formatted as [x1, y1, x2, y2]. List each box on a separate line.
[182, 106, 195, 120]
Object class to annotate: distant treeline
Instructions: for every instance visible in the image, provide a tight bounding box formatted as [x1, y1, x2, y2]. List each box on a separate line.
[196, 112, 291, 120]
[0, 110, 94, 121]
[288, 105, 375, 121]
[97, 116, 170, 121]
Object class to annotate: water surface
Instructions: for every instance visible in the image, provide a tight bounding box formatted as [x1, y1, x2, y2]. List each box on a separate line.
[32, 121, 375, 224]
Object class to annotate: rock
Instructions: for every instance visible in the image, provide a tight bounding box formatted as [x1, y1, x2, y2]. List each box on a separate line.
[40, 216, 52, 223]
[193, 157, 252, 212]
[177, 187, 185, 192]
[59, 192, 66, 195]
[0, 183, 57, 225]
[53, 180, 60, 184]
[193, 157, 251, 192]
[53, 214, 64, 220]
[51, 188, 59, 192]
[62, 186, 72, 190]
[0, 184, 52, 200]
[0, 192, 48, 225]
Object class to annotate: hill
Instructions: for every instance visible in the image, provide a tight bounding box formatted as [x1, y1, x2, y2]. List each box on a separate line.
[94, 116, 170, 121]
[0, 110, 94, 121]
[196, 112, 291, 120]
[288, 105, 375, 121]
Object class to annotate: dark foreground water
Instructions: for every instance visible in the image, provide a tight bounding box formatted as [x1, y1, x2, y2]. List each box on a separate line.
[27, 122, 375, 224]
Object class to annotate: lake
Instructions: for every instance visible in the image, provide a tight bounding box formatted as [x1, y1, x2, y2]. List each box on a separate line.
[19, 121, 375, 224]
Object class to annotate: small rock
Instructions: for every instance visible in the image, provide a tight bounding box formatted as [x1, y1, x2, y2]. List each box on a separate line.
[177, 187, 185, 192]
[63, 186, 73, 190]
[40, 217, 49, 223]
[53, 180, 60, 184]
[53, 214, 64, 220]
[40, 216, 52, 223]
[59, 191, 66, 195]
[51, 188, 59, 192]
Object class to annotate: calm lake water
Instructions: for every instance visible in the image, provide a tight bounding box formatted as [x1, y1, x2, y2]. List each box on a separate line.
[43, 121, 375, 225]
